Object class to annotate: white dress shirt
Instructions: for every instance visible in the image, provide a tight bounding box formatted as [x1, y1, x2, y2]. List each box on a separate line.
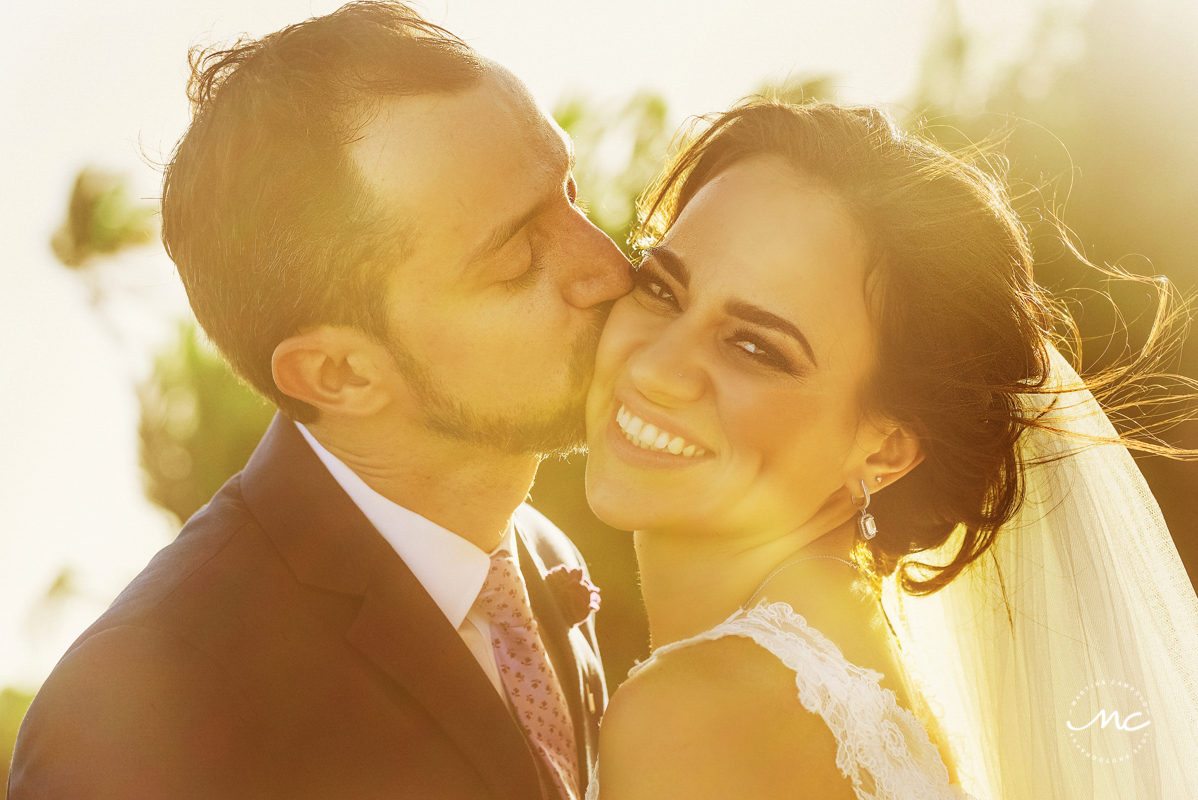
[295, 422, 512, 697]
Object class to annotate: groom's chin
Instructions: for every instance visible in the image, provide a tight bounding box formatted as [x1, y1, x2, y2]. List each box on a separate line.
[475, 388, 590, 458]
[529, 402, 590, 458]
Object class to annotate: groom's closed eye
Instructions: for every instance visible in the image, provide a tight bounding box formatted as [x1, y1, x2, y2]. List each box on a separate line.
[503, 244, 545, 292]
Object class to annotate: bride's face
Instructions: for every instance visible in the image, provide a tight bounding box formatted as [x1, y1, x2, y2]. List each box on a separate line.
[585, 156, 878, 538]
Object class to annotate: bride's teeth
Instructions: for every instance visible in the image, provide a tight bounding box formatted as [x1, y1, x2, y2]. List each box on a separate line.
[625, 416, 643, 438]
[616, 407, 708, 457]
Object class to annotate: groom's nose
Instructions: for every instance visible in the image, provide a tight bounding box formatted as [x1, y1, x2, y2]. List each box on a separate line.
[558, 212, 633, 310]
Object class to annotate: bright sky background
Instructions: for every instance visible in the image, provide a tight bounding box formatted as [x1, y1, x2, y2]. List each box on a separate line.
[0, 0, 1050, 688]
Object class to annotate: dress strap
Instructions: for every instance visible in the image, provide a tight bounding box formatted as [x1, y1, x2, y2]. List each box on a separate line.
[625, 603, 967, 800]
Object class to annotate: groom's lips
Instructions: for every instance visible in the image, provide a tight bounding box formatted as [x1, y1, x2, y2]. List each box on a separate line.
[605, 411, 714, 470]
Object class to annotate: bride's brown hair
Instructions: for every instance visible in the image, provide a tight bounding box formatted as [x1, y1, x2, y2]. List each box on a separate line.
[635, 100, 1192, 595]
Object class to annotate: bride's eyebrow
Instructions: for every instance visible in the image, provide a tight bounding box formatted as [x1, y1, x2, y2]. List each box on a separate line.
[725, 300, 818, 367]
[641, 246, 689, 288]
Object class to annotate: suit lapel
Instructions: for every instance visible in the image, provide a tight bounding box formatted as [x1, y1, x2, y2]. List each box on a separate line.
[346, 541, 542, 800]
[242, 415, 543, 800]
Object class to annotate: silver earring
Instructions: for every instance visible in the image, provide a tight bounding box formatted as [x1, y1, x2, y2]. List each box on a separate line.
[853, 479, 878, 540]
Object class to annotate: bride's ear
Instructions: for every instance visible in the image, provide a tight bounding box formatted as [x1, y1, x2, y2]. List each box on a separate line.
[859, 421, 924, 491]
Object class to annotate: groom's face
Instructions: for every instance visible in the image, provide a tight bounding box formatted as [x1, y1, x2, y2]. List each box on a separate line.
[351, 68, 631, 455]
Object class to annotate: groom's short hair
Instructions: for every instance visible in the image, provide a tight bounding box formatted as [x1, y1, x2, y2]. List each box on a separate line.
[161, 1, 485, 421]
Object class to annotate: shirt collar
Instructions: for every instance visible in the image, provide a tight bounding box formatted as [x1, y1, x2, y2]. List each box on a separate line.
[295, 422, 514, 628]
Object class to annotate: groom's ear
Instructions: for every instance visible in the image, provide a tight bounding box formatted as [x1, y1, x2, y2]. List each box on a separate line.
[272, 327, 393, 417]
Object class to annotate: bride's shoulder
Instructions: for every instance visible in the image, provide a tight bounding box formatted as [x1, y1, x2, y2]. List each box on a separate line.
[616, 631, 801, 715]
[597, 635, 855, 800]
[759, 567, 906, 697]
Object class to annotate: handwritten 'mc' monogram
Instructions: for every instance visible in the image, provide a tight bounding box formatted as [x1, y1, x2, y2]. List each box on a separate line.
[1065, 680, 1152, 763]
[1066, 708, 1152, 732]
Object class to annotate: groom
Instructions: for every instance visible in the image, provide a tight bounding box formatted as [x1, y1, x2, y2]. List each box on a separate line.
[8, 3, 629, 799]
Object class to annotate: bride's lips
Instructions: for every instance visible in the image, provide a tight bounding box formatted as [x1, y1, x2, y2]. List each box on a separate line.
[604, 401, 715, 469]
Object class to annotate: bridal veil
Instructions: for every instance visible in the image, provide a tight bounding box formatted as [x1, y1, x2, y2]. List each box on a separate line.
[885, 346, 1198, 798]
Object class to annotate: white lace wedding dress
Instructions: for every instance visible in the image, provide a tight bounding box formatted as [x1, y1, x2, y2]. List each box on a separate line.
[585, 600, 973, 800]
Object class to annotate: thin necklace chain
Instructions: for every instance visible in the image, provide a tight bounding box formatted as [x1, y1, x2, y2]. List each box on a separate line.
[744, 555, 860, 610]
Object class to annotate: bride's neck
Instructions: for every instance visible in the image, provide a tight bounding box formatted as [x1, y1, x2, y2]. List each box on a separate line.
[635, 522, 856, 649]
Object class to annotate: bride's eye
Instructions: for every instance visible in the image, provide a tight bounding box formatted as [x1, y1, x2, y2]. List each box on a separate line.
[631, 266, 678, 307]
[647, 281, 672, 300]
[730, 330, 796, 374]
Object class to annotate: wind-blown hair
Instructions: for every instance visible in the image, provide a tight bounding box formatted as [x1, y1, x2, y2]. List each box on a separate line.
[161, 2, 485, 421]
[635, 101, 1190, 595]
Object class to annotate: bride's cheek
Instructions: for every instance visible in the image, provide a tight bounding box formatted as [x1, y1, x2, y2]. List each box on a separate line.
[598, 314, 652, 376]
[721, 392, 824, 485]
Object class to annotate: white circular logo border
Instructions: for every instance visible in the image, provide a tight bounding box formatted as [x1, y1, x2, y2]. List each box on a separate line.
[1066, 679, 1151, 764]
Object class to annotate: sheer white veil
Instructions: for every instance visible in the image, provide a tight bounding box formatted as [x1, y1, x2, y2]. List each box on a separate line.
[884, 345, 1198, 798]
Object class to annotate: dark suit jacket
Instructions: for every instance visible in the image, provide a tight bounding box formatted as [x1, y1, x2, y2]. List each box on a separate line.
[8, 415, 607, 799]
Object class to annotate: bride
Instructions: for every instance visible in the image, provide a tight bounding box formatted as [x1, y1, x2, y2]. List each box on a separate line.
[581, 101, 1198, 798]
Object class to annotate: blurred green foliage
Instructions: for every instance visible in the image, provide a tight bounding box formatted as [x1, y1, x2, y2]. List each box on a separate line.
[138, 323, 276, 524]
[50, 168, 156, 270]
[555, 90, 672, 253]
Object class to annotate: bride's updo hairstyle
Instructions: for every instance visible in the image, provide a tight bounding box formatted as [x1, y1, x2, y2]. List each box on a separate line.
[635, 101, 1185, 595]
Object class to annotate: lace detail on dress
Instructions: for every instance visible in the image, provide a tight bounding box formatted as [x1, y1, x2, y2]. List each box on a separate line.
[586, 602, 972, 800]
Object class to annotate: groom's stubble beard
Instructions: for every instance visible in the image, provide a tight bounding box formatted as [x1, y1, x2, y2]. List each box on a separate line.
[385, 306, 608, 458]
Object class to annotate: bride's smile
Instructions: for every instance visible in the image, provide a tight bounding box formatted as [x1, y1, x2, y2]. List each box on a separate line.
[585, 154, 891, 543]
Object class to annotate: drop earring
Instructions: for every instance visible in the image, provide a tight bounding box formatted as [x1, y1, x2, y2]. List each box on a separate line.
[853, 479, 878, 540]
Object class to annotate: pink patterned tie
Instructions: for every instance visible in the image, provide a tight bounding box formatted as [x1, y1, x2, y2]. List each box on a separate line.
[475, 552, 579, 800]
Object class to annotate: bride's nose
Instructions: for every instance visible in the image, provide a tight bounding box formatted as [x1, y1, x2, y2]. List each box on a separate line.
[627, 325, 705, 407]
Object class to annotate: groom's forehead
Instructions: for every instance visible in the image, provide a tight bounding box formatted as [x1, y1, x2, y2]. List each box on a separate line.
[349, 70, 571, 255]
[349, 65, 563, 176]
[460, 62, 572, 182]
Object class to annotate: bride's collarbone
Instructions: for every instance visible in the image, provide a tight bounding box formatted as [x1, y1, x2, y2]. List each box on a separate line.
[601, 635, 856, 800]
